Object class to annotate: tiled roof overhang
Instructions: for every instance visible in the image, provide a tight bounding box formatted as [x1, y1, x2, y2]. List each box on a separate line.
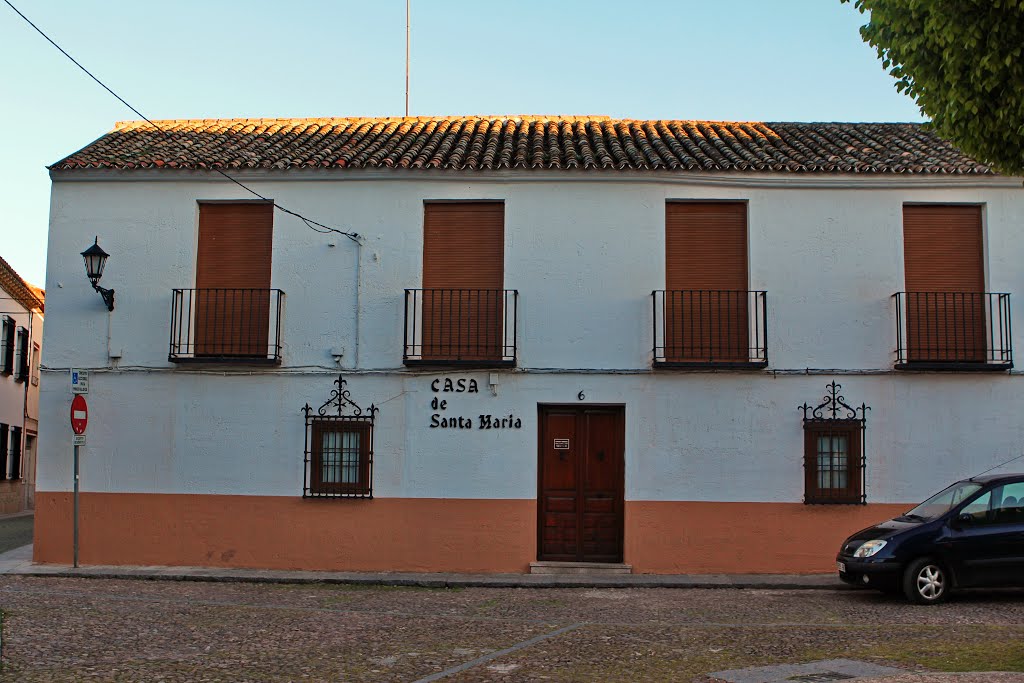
[0, 255, 43, 313]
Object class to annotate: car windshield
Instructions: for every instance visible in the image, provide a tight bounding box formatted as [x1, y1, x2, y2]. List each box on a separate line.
[903, 481, 984, 521]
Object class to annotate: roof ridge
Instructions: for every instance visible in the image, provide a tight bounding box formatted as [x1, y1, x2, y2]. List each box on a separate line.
[111, 116, 927, 131]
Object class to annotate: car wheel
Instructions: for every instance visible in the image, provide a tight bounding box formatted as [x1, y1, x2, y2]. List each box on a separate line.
[902, 557, 949, 604]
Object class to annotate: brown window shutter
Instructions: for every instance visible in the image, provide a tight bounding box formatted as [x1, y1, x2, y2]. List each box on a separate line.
[0, 425, 7, 481]
[0, 317, 13, 375]
[195, 202, 274, 357]
[902, 205, 985, 362]
[421, 202, 504, 360]
[664, 202, 748, 362]
[15, 328, 28, 382]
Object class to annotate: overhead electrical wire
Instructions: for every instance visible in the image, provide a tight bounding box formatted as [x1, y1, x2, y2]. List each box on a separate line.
[3, 0, 361, 244]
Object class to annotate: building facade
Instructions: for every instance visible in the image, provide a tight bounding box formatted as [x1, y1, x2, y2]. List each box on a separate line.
[0, 257, 43, 514]
[34, 117, 1024, 573]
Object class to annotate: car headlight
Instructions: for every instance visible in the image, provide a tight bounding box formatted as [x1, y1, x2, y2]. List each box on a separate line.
[853, 540, 887, 558]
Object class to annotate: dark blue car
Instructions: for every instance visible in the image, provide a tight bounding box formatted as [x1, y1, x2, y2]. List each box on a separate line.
[836, 473, 1024, 604]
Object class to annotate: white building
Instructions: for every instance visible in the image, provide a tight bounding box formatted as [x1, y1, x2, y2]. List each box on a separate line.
[0, 256, 43, 514]
[35, 116, 1024, 574]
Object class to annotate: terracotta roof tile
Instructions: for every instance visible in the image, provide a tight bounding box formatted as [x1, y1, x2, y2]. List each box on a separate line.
[49, 116, 995, 175]
[0, 256, 44, 313]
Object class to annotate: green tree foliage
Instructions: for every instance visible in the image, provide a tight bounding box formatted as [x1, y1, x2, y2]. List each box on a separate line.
[843, 0, 1024, 175]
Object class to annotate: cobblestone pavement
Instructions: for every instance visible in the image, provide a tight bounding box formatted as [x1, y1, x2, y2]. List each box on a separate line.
[1, 577, 1023, 682]
[0, 516, 32, 556]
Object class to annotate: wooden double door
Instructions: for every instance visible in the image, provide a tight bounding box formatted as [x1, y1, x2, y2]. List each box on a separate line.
[538, 406, 625, 563]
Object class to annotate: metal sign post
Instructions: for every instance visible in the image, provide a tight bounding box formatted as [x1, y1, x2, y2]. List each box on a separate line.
[70, 392, 88, 569]
[73, 444, 79, 568]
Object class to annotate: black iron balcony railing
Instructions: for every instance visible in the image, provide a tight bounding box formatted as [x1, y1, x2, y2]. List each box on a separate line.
[894, 291, 1012, 369]
[653, 290, 768, 368]
[404, 288, 517, 366]
[169, 288, 284, 364]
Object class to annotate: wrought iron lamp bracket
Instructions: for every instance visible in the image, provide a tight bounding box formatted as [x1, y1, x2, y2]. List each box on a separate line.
[92, 283, 115, 312]
[302, 374, 378, 420]
[799, 380, 870, 424]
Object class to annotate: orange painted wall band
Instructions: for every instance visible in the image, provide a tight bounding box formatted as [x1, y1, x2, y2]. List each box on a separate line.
[624, 500, 908, 574]
[34, 492, 907, 574]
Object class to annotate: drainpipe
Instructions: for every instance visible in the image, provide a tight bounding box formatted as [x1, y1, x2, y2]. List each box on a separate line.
[20, 309, 34, 511]
[106, 307, 113, 363]
[354, 240, 363, 369]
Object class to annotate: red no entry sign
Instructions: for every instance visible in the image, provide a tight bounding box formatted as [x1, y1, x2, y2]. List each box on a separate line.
[70, 394, 89, 435]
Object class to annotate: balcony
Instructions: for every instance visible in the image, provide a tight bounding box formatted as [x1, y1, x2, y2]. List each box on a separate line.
[169, 288, 284, 364]
[894, 292, 1012, 370]
[653, 290, 768, 368]
[403, 288, 517, 366]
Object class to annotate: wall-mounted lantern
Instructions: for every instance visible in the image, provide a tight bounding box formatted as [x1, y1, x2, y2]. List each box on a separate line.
[81, 237, 115, 311]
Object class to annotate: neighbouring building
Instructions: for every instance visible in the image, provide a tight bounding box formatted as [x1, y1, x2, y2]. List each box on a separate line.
[34, 116, 1024, 574]
[0, 256, 43, 514]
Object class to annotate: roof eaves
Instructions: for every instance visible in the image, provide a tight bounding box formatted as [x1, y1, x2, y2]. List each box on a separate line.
[0, 255, 44, 312]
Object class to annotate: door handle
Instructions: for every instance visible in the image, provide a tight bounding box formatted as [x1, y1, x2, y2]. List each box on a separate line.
[596, 450, 605, 461]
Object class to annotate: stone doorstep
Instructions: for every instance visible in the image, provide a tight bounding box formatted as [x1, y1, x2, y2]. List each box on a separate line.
[529, 561, 633, 575]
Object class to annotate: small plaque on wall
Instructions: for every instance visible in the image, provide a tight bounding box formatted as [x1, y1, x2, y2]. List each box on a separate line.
[553, 439, 569, 450]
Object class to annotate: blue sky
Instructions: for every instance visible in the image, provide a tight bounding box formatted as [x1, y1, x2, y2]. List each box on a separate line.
[0, 0, 922, 286]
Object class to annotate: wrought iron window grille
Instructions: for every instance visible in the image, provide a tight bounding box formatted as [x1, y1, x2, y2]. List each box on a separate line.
[799, 381, 869, 505]
[302, 375, 378, 499]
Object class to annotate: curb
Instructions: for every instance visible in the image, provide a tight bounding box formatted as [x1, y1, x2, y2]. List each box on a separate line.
[7, 567, 851, 590]
[0, 511, 34, 522]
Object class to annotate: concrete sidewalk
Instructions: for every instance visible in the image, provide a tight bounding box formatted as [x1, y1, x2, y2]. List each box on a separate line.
[0, 544, 844, 589]
[0, 543, 34, 574]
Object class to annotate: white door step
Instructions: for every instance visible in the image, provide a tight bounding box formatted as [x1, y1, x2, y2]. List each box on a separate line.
[529, 561, 632, 575]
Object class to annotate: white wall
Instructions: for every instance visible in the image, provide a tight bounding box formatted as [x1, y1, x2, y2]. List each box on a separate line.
[0, 303, 41, 429]
[35, 370, 1024, 505]
[26, 310, 42, 423]
[38, 171, 1024, 505]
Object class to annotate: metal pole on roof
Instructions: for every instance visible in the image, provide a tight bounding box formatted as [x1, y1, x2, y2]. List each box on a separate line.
[405, 0, 410, 116]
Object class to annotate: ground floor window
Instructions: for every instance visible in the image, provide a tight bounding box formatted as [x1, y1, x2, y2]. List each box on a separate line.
[302, 375, 377, 499]
[803, 421, 862, 503]
[800, 381, 868, 505]
[310, 420, 371, 496]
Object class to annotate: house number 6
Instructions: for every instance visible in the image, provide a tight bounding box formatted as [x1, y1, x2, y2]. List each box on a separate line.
[577, 391, 585, 401]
